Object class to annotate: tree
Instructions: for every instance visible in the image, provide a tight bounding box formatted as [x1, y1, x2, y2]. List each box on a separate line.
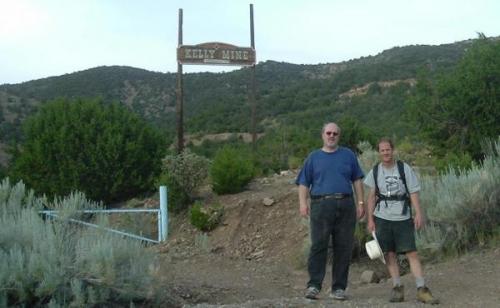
[10, 98, 165, 203]
[337, 116, 375, 152]
[407, 35, 500, 159]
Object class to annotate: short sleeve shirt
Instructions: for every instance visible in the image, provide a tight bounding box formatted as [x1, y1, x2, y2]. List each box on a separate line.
[364, 162, 420, 221]
[295, 147, 364, 196]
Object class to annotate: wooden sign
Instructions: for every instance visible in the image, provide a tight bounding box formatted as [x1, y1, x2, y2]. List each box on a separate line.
[177, 42, 256, 66]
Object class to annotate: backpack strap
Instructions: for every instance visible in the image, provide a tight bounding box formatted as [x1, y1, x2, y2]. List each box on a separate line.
[372, 163, 387, 211]
[373, 163, 379, 196]
[396, 160, 412, 216]
[374, 160, 412, 216]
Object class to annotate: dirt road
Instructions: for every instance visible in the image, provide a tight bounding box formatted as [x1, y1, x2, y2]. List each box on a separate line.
[155, 172, 500, 307]
[158, 247, 499, 307]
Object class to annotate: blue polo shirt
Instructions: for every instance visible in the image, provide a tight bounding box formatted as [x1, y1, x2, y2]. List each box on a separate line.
[295, 147, 364, 196]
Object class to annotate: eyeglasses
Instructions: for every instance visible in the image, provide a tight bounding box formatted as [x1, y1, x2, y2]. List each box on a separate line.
[325, 131, 339, 136]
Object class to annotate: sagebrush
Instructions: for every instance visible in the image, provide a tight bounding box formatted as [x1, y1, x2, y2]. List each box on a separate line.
[0, 179, 157, 306]
[416, 137, 500, 256]
[157, 149, 210, 212]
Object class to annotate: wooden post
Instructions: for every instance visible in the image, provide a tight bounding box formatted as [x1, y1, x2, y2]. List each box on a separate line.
[176, 8, 184, 154]
[249, 4, 257, 150]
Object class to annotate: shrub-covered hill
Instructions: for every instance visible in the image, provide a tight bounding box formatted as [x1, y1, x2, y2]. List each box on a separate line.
[0, 39, 471, 151]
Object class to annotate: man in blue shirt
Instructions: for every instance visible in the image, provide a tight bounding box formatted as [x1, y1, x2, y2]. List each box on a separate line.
[296, 122, 365, 300]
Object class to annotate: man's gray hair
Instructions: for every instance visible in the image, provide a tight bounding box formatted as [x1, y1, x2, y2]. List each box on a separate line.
[321, 122, 341, 135]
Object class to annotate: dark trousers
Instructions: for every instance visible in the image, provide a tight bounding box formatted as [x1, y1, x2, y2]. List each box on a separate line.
[307, 197, 356, 291]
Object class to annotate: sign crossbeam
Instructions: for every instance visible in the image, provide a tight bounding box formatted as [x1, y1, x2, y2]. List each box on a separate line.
[175, 4, 257, 153]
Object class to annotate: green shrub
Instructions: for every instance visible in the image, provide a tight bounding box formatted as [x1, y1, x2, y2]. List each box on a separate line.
[0, 178, 157, 306]
[9, 98, 165, 204]
[337, 116, 376, 153]
[210, 145, 255, 194]
[189, 201, 224, 232]
[161, 177, 191, 213]
[416, 137, 500, 256]
[434, 151, 473, 174]
[288, 156, 304, 170]
[0, 166, 6, 181]
[157, 149, 210, 212]
[396, 138, 415, 159]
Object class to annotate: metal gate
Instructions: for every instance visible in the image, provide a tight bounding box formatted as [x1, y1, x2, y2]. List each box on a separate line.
[40, 186, 168, 244]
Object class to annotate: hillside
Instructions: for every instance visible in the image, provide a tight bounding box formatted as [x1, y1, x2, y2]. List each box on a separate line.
[0, 39, 471, 166]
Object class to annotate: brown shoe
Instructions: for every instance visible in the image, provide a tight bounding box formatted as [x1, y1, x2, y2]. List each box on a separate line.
[389, 285, 404, 302]
[417, 286, 440, 304]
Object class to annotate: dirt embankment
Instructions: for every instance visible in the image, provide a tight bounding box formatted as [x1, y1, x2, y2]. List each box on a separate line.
[154, 171, 500, 307]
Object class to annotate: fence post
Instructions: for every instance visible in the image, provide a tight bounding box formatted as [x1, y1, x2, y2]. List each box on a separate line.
[159, 186, 168, 241]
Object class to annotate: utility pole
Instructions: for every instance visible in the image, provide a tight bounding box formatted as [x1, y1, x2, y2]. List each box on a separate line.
[175, 8, 184, 154]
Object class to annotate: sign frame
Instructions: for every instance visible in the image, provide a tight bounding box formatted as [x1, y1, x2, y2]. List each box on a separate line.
[175, 5, 257, 153]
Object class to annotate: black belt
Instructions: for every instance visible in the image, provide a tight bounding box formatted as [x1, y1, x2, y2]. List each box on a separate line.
[311, 193, 352, 200]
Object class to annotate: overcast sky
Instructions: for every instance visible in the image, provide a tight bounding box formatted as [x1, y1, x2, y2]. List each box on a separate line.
[1, 0, 499, 85]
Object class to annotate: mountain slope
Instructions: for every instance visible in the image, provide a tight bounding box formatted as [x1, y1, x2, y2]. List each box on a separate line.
[0, 39, 473, 166]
